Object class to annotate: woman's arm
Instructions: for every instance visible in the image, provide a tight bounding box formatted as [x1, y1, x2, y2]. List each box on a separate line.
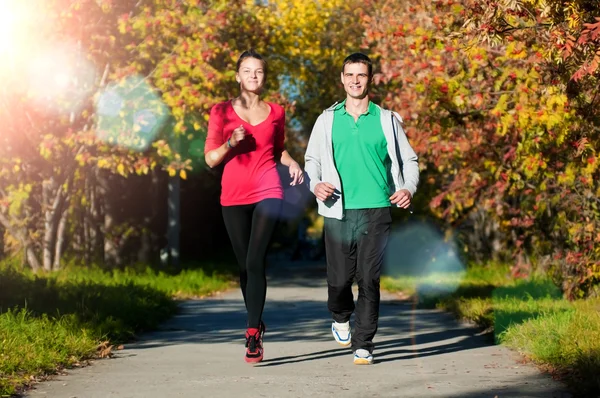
[279, 150, 297, 167]
[273, 105, 303, 185]
[205, 125, 246, 168]
[205, 140, 232, 169]
[204, 104, 227, 168]
[204, 103, 246, 168]
[280, 150, 304, 186]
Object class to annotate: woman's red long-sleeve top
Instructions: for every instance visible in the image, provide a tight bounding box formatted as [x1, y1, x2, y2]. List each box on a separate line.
[204, 101, 285, 206]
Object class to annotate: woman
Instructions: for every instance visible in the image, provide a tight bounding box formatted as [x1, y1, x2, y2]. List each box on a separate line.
[204, 49, 304, 364]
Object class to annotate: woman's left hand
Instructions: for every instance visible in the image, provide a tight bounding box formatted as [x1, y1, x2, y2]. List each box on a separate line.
[288, 161, 304, 186]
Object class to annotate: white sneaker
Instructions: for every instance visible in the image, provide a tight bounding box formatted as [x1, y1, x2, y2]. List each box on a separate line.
[331, 321, 351, 346]
[353, 348, 374, 365]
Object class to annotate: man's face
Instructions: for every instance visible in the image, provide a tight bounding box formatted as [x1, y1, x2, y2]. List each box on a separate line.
[340, 62, 370, 100]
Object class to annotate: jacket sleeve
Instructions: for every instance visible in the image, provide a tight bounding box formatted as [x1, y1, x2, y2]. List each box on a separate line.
[393, 112, 419, 197]
[304, 114, 325, 193]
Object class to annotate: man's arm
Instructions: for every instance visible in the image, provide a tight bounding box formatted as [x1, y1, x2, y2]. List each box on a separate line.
[305, 113, 338, 202]
[304, 114, 325, 193]
[393, 114, 419, 197]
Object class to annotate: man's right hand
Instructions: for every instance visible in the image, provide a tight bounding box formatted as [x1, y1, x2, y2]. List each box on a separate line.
[314, 182, 336, 202]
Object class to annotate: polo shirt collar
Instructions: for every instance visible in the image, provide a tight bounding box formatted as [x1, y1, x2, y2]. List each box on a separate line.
[334, 99, 378, 116]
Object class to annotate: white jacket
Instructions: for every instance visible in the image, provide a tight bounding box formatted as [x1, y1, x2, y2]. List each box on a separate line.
[304, 102, 420, 220]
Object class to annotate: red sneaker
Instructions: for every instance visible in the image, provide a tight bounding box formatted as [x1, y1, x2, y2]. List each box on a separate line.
[244, 328, 263, 363]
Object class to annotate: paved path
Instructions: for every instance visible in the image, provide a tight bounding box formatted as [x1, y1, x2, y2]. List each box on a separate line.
[27, 261, 570, 398]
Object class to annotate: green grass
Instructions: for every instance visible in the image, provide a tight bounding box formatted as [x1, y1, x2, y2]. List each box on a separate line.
[0, 262, 235, 396]
[54, 264, 235, 299]
[0, 310, 98, 395]
[382, 264, 600, 397]
[501, 300, 600, 396]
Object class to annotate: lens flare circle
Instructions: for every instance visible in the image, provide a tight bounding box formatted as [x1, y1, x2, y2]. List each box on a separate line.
[94, 75, 169, 151]
[97, 91, 124, 117]
[384, 221, 465, 298]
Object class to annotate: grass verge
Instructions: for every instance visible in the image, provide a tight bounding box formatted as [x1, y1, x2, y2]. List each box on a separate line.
[0, 263, 235, 396]
[382, 265, 600, 397]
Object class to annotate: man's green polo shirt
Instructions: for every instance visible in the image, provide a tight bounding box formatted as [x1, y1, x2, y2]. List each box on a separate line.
[332, 100, 391, 209]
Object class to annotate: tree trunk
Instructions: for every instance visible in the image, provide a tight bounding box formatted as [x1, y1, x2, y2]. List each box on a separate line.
[42, 179, 54, 271]
[26, 245, 42, 273]
[103, 209, 119, 265]
[53, 210, 68, 270]
[463, 206, 505, 263]
[96, 170, 121, 266]
[42, 178, 67, 271]
[86, 168, 105, 265]
[167, 174, 180, 268]
[92, 180, 104, 262]
[139, 170, 162, 264]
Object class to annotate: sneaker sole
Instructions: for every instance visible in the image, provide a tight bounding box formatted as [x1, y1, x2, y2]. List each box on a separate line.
[245, 355, 263, 364]
[353, 358, 373, 365]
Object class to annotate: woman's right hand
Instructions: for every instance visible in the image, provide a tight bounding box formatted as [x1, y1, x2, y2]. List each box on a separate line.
[229, 125, 246, 147]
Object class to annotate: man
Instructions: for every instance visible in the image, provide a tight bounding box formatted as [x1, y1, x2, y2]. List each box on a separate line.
[304, 53, 419, 365]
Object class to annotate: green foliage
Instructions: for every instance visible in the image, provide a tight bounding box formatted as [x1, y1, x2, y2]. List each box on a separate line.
[363, 0, 600, 298]
[1, 0, 598, 297]
[0, 261, 233, 396]
[0, 0, 366, 270]
[118, 0, 365, 162]
[459, 0, 600, 299]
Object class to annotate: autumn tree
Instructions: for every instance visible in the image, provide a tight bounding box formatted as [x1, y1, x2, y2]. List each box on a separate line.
[0, 0, 176, 270]
[362, 0, 599, 297]
[0, 0, 367, 270]
[459, 0, 600, 295]
[118, 0, 366, 158]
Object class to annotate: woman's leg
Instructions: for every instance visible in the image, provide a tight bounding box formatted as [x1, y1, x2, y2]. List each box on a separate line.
[245, 198, 282, 328]
[222, 204, 254, 308]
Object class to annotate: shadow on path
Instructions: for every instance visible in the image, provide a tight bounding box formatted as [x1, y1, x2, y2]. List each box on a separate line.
[122, 259, 491, 368]
[24, 259, 571, 398]
[255, 327, 490, 367]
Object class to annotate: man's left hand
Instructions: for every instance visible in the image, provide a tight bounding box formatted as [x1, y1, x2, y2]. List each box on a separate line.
[390, 189, 412, 209]
[289, 161, 304, 186]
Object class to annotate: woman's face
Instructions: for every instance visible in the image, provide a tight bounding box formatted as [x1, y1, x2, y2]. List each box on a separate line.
[236, 57, 266, 93]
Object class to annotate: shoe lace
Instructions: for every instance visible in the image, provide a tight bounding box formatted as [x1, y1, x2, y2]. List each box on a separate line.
[245, 331, 261, 351]
[246, 335, 256, 351]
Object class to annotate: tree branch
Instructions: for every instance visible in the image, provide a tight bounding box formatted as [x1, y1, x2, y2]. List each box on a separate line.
[496, 23, 553, 35]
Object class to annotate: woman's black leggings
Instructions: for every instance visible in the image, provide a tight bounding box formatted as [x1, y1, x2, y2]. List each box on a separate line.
[222, 198, 282, 329]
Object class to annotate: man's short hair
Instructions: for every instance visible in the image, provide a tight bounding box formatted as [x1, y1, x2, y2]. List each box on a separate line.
[342, 53, 373, 77]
